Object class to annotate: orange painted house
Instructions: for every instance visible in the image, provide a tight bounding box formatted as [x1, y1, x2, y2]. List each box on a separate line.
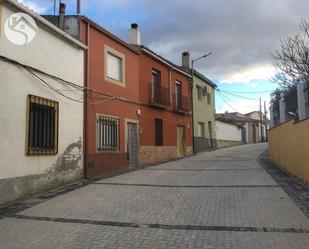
[56, 15, 193, 177]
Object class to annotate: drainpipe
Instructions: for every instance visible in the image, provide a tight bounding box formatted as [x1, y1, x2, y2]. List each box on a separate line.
[191, 60, 195, 154]
[83, 22, 90, 179]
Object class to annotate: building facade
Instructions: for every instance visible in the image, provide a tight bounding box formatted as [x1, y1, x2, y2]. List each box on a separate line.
[51, 14, 193, 177]
[0, 0, 85, 205]
[181, 52, 217, 153]
[134, 45, 193, 165]
[79, 17, 142, 177]
[216, 112, 262, 144]
[215, 120, 243, 148]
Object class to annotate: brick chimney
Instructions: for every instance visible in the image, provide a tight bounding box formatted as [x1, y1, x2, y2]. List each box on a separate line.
[128, 23, 141, 45]
[182, 51, 191, 68]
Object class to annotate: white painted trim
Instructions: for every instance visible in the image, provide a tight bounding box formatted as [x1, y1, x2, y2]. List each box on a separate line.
[104, 45, 126, 87]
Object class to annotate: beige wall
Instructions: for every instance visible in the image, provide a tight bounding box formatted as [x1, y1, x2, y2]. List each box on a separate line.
[192, 75, 216, 140]
[268, 119, 309, 184]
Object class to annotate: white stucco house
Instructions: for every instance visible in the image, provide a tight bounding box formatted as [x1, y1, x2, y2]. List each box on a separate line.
[215, 120, 243, 148]
[0, 0, 86, 205]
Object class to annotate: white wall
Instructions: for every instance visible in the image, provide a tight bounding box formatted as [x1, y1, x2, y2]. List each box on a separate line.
[216, 121, 241, 142]
[0, 4, 84, 179]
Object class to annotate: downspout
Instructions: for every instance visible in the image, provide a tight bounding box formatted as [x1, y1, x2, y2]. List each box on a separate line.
[83, 22, 90, 179]
[169, 70, 172, 105]
[191, 61, 195, 154]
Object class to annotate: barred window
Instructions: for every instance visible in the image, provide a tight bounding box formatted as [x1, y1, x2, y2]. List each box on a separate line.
[27, 95, 58, 155]
[97, 115, 119, 151]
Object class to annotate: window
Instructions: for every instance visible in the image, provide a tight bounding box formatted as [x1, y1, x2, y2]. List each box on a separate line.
[107, 52, 122, 81]
[97, 115, 119, 151]
[198, 122, 205, 137]
[27, 95, 58, 155]
[196, 85, 202, 100]
[207, 93, 211, 105]
[155, 118, 163, 146]
[152, 69, 161, 100]
[105, 45, 125, 86]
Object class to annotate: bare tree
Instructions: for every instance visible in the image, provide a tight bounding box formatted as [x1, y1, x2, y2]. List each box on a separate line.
[272, 19, 309, 86]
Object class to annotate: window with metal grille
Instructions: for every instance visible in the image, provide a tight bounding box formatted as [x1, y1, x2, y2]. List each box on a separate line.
[27, 95, 58, 155]
[155, 118, 163, 146]
[97, 115, 119, 151]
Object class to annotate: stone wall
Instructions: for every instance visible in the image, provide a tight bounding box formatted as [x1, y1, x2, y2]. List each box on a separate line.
[216, 139, 241, 149]
[140, 146, 192, 166]
[0, 169, 82, 206]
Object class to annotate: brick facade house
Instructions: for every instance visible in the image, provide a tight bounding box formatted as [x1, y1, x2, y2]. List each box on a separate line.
[47, 13, 193, 177]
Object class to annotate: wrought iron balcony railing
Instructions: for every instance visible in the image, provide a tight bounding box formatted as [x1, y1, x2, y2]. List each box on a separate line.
[149, 83, 170, 108]
[174, 94, 190, 114]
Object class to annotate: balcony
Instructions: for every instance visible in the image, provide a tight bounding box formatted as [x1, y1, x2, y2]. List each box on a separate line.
[174, 94, 190, 114]
[149, 83, 170, 108]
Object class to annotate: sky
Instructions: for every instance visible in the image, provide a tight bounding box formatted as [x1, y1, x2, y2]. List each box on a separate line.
[18, 0, 309, 114]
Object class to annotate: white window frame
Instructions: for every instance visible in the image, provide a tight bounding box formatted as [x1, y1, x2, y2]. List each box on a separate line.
[104, 45, 126, 87]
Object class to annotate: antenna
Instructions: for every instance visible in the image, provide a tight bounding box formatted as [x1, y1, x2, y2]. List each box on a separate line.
[53, 0, 56, 16]
[77, 0, 81, 15]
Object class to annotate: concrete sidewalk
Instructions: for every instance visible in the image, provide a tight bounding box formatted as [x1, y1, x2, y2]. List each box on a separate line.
[0, 143, 309, 249]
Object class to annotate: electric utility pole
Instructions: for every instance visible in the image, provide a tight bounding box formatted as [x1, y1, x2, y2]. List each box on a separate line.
[264, 101, 268, 142]
[259, 97, 263, 142]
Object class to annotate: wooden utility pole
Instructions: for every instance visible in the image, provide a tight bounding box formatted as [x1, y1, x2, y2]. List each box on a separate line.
[259, 97, 263, 142]
[264, 101, 268, 142]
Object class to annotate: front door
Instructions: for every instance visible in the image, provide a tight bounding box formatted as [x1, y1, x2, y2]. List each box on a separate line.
[176, 125, 186, 156]
[208, 121, 213, 149]
[252, 124, 256, 143]
[127, 122, 139, 168]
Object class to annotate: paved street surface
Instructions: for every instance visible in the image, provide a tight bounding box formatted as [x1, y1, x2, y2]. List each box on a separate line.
[1, 143, 309, 249]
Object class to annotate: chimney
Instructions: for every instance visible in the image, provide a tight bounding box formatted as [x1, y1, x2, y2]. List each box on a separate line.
[182, 51, 191, 68]
[77, 0, 81, 15]
[128, 23, 141, 45]
[59, 3, 66, 30]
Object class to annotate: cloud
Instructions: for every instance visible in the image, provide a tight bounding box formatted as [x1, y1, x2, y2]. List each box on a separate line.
[221, 65, 276, 84]
[17, 0, 48, 13]
[22, 0, 309, 84]
[216, 98, 270, 114]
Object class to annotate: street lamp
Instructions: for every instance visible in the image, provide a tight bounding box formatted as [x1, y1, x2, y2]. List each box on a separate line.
[190, 52, 212, 154]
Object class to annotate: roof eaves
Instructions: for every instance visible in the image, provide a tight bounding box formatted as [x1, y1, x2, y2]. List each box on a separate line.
[135, 45, 192, 78]
[193, 69, 217, 88]
[80, 16, 140, 54]
[5, 0, 87, 50]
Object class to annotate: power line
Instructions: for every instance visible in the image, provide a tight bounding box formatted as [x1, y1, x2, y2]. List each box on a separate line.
[220, 89, 273, 94]
[217, 92, 239, 112]
[217, 89, 260, 101]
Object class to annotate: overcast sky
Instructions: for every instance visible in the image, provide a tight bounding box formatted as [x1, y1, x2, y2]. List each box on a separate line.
[19, 0, 309, 113]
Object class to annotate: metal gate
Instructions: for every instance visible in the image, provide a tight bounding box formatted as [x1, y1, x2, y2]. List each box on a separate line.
[127, 122, 139, 168]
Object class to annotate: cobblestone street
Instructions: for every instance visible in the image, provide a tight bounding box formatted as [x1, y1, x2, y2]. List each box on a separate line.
[1, 143, 309, 249]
